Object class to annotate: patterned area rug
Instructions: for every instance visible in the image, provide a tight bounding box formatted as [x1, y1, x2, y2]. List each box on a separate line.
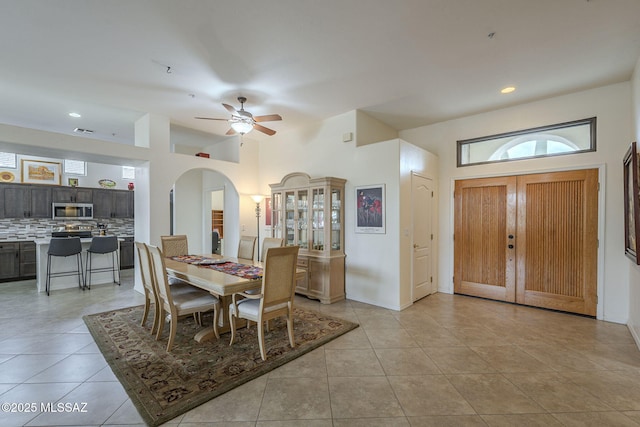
[83, 305, 358, 426]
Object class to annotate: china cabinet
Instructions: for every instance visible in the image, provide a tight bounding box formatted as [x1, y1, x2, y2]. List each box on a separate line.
[270, 172, 346, 304]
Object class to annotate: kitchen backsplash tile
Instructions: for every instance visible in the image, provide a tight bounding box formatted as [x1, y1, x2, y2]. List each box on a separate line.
[0, 218, 134, 241]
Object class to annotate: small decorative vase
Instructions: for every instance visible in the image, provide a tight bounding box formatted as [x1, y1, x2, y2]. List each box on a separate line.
[128, 182, 134, 190]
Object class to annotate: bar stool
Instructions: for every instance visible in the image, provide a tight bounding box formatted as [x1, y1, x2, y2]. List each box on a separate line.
[85, 236, 120, 289]
[46, 237, 84, 296]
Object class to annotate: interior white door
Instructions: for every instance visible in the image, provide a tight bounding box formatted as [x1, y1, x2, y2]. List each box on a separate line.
[412, 173, 435, 301]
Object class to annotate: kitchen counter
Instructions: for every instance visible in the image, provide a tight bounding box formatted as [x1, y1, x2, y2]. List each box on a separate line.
[35, 236, 122, 293]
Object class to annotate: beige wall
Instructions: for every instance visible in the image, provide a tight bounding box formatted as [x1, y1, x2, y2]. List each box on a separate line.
[400, 82, 633, 324]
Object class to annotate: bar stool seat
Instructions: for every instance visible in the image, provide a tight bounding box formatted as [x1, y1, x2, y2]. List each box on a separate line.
[85, 236, 120, 289]
[46, 237, 84, 296]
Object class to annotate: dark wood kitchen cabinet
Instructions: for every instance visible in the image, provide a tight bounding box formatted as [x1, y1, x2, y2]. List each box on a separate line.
[19, 241, 36, 278]
[119, 237, 134, 269]
[52, 187, 93, 203]
[0, 184, 52, 219]
[93, 189, 134, 218]
[0, 241, 37, 281]
[0, 242, 20, 280]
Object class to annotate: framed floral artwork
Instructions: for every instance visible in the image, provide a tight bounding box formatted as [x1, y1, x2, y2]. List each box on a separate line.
[355, 184, 385, 234]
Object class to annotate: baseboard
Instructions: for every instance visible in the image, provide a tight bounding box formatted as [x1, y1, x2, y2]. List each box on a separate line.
[629, 322, 640, 351]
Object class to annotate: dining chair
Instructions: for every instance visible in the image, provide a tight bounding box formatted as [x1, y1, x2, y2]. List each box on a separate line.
[46, 237, 84, 296]
[237, 235, 257, 260]
[229, 246, 299, 360]
[160, 234, 196, 287]
[136, 242, 210, 334]
[146, 244, 221, 351]
[160, 235, 189, 257]
[85, 235, 120, 289]
[260, 237, 284, 262]
[136, 241, 161, 332]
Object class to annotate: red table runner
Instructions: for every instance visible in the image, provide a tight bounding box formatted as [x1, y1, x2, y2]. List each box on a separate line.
[170, 255, 263, 280]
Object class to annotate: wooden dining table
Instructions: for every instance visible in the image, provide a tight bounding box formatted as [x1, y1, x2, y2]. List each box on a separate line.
[164, 254, 304, 343]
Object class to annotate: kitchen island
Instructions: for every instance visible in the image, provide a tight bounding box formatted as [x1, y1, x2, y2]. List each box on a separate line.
[34, 236, 122, 293]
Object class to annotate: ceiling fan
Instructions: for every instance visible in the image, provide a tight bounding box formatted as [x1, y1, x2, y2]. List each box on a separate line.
[195, 96, 282, 136]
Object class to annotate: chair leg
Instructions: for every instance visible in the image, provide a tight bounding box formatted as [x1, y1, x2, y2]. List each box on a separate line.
[156, 310, 165, 341]
[258, 320, 267, 361]
[45, 254, 52, 296]
[141, 297, 150, 327]
[113, 251, 120, 285]
[212, 305, 219, 339]
[77, 253, 84, 290]
[287, 312, 295, 348]
[228, 310, 236, 345]
[85, 252, 91, 289]
[152, 302, 161, 335]
[166, 314, 177, 352]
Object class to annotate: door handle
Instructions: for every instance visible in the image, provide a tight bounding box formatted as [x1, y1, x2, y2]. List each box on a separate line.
[413, 244, 419, 248]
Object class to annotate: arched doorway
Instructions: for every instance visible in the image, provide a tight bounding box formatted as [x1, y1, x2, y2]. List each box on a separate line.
[172, 168, 240, 256]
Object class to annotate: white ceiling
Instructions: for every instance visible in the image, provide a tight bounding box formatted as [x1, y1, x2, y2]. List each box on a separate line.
[1, 0, 639, 146]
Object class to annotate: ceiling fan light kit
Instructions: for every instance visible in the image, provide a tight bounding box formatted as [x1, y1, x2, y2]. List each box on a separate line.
[196, 96, 282, 136]
[231, 120, 254, 135]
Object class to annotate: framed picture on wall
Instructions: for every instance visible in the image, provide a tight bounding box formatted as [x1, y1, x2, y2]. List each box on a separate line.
[355, 184, 385, 234]
[623, 141, 640, 264]
[21, 159, 61, 185]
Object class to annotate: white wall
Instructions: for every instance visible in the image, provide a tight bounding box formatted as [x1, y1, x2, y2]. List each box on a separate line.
[174, 169, 203, 251]
[258, 111, 437, 310]
[400, 82, 633, 324]
[629, 57, 640, 345]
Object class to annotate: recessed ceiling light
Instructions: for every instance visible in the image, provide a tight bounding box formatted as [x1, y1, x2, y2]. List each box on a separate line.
[501, 86, 516, 94]
[68, 112, 81, 118]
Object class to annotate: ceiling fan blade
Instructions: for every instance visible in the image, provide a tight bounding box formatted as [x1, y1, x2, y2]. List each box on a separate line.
[222, 103, 238, 115]
[254, 123, 276, 136]
[225, 128, 237, 136]
[253, 114, 282, 123]
[195, 117, 229, 121]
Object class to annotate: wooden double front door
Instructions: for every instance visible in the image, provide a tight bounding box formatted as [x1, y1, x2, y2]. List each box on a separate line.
[454, 169, 598, 316]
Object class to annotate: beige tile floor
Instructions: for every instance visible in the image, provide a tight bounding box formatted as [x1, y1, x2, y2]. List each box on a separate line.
[1, 271, 640, 426]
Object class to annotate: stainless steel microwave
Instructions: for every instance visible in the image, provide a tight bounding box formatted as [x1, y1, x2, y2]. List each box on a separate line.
[52, 203, 94, 220]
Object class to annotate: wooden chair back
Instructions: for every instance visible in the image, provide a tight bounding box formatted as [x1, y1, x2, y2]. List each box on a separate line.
[260, 237, 284, 262]
[135, 241, 156, 297]
[160, 235, 188, 257]
[146, 244, 174, 315]
[238, 235, 257, 260]
[260, 246, 299, 311]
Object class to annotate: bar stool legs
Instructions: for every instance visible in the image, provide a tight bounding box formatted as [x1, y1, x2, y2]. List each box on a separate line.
[45, 237, 85, 296]
[85, 236, 120, 289]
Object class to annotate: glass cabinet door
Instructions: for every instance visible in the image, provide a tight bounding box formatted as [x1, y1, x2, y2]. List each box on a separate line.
[312, 188, 324, 250]
[297, 190, 308, 249]
[285, 191, 295, 246]
[331, 188, 341, 250]
[272, 192, 282, 239]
